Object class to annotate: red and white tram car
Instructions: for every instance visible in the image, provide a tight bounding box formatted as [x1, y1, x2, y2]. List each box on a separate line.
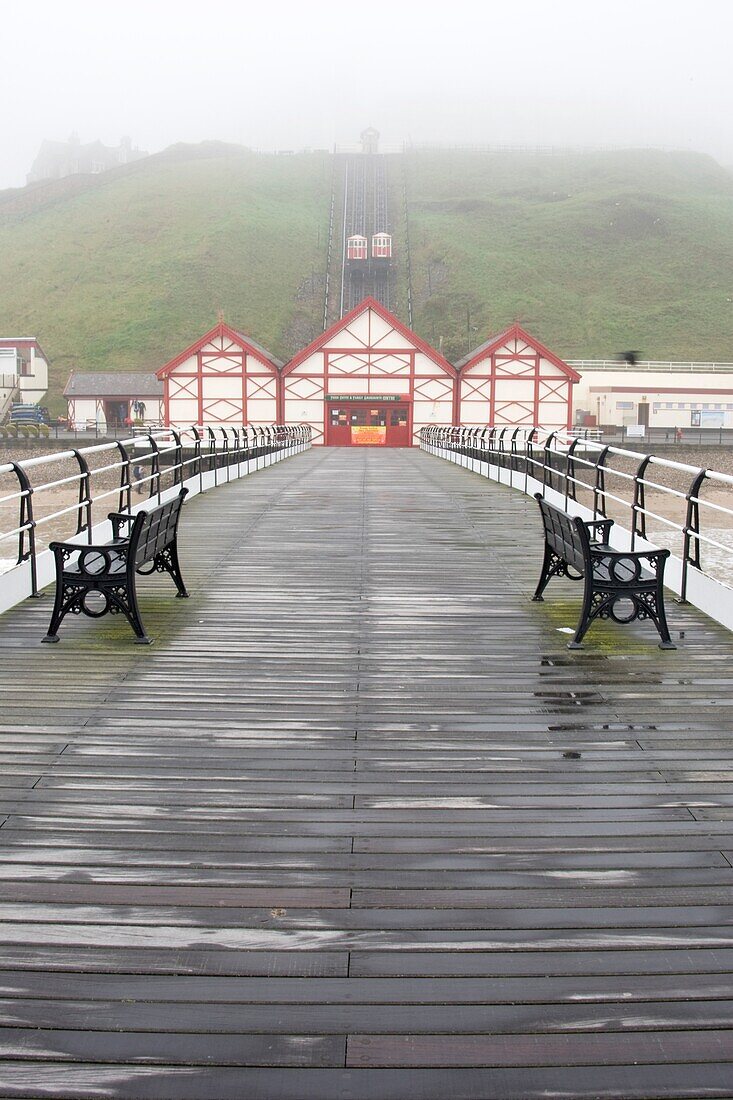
[346, 235, 368, 261]
[371, 233, 392, 259]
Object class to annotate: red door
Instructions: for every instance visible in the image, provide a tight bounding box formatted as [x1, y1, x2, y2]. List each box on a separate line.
[386, 405, 410, 447]
[326, 403, 412, 446]
[327, 403, 353, 445]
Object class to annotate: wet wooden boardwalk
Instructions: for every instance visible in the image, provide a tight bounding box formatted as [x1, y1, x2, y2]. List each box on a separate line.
[0, 447, 732, 1099]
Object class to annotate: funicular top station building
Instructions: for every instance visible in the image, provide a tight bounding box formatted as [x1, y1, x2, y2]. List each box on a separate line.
[157, 299, 578, 442]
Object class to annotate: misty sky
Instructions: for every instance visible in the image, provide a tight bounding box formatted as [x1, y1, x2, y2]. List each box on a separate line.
[2, 0, 732, 189]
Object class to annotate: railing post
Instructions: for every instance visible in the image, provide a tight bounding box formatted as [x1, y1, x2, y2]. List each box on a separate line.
[232, 428, 242, 477]
[219, 429, 230, 483]
[146, 434, 161, 503]
[565, 438, 580, 508]
[169, 429, 183, 487]
[631, 454, 652, 551]
[190, 427, 203, 493]
[207, 428, 218, 486]
[542, 432, 558, 493]
[10, 462, 39, 597]
[525, 429, 538, 491]
[680, 468, 707, 603]
[509, 428, 521, 480]
[71, 449, 93, 539]
[115, 440, 132, 514]
[593, 446, 610, 519]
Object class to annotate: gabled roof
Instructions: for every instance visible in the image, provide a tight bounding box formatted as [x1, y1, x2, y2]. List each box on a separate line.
[454, 322, 581, 382]
[156, 321, 283, 379]
[64, 371, 163, 397]
[282, 297, 457, 377]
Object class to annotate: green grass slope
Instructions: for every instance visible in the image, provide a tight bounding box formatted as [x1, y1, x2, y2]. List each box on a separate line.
[405, 150, 733, 362]
[0, 143, 331, 406]
[2, 145, 733, 409]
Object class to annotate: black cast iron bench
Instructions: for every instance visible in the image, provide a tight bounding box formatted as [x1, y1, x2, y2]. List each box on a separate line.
[532, 494, 675, 650]
[43, 489, 189, 645]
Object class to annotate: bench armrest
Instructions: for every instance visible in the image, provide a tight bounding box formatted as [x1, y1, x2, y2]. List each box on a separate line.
[585, 518, 614, 538]
[590, 545, 669, 562]
[108, 511, 135, 540]
[49, 538, 115, 554]
[590, 544, 670, 583]
[48, 539, 130, 572]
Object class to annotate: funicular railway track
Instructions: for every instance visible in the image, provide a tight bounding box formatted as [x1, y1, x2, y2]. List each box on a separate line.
[340, 155, 392, 316]
[372, 156, 390, 310]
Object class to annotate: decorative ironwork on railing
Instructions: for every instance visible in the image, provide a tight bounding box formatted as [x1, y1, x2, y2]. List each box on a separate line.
[421, 425, 733, 633]
[0, 424, 311, 613]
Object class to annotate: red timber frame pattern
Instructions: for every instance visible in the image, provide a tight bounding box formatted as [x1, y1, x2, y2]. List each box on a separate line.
[458, 324, 579, 430]
[281, 297, 458, 445]
[156, 322, 279, 426]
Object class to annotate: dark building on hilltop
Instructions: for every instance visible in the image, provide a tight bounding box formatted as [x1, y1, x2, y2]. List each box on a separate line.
[27, 133, 148, 184]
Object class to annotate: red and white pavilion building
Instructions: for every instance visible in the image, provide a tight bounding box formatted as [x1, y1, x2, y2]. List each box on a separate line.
[455, 323, 579, 431]
[281, 298, 457, 446]
[156, 320, 283, 427]
[156, 305, 576, 443]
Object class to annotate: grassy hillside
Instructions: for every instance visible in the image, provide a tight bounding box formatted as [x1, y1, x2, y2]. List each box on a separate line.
[405, 150, 733, 362]
[0, 144, 331, 407]
[2, 144, 733, 409]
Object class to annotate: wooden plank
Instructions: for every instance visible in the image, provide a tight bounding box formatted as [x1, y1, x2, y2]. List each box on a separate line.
[1, 996, 733, 1033]
[0, 1030, 344, 1066]
[0, 1063, 731, 1100]
[350, 947, 733, 978]
[0, 947, 348, 976]
[347, 1030, 733, 1067]
[1, 972, 731, 1005]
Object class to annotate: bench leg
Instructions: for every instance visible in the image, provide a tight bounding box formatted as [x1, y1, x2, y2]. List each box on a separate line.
[42, 579, 66, 643]
[155, 544, 189, 598]
[568, 585, 677, 651]
[532, 544, 560, 602]
[651, 580, 676, 650]
[109, 582, 152, 645]
[567, 582, 603, 649]
[42, 578, 85, 643]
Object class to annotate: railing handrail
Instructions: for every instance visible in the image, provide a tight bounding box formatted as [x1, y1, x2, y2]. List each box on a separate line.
[567, 359, 733, 373]
[419, 424, 733, 623]
[0, 424, 311, 606]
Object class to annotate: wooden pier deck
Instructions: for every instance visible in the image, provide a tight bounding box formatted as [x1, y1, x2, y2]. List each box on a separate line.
[0, 447, 732, 1098]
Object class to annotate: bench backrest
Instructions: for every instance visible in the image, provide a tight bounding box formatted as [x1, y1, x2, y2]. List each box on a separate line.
[131, 489, 188, 569]
[535, 494, 589, 575]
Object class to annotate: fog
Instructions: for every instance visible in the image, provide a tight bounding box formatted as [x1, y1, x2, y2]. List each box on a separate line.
[2, 0, 732, 189]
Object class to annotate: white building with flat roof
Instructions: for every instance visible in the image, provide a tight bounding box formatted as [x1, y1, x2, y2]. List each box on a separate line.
[570, 360, 733, 431]
[0, 339, 49, 421]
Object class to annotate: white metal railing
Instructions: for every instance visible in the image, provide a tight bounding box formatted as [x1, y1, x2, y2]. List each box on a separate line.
[0, 423, 311, 616]
[421, 424, 733, 634]
[568, 359, 733, 373]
